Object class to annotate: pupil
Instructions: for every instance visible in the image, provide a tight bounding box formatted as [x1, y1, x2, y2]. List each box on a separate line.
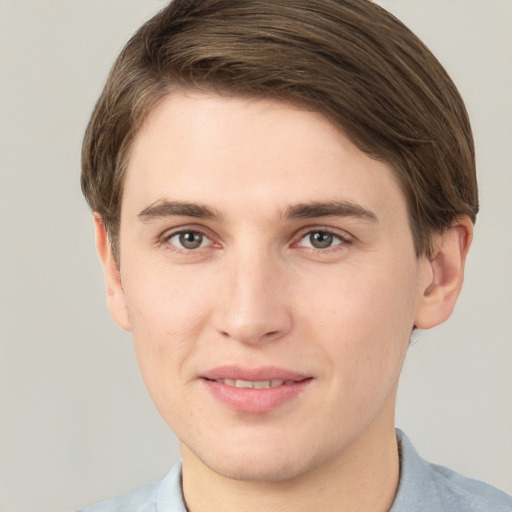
[180, 232, 202, 249]
[310, 232, 333, 248]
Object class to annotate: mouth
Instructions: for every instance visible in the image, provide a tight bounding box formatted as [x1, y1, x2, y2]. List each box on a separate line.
[209, 378, 301, 389]
[201, 367, 313, 413]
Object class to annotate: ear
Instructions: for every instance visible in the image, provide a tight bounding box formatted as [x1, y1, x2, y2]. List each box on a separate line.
[94, 214, 131, 331]
[414, 216, 473, 330]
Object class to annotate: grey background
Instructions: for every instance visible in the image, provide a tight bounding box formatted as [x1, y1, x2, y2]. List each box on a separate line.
[0, 1, 510, 511]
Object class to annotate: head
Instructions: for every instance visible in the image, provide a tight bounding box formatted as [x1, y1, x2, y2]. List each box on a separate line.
[81, 0, 477, 266]
[81, 0, 477, 486]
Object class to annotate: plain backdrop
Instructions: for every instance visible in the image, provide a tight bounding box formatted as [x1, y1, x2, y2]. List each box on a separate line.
[0, 1, 511, 511]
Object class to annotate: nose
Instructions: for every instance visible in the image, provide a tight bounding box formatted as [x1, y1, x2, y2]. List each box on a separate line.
[214, 250, 293, 345]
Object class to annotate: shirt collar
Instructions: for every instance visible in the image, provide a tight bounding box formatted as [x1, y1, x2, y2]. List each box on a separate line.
[156, 461, 187, 512]
[390, 428, 445, 511]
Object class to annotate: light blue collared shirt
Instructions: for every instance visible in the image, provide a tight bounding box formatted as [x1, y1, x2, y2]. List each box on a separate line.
[76, 430, 512, 512]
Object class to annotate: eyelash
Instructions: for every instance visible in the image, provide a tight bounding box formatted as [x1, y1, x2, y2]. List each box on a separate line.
[161, 228, 215, 253]
[294, 228, 353, 252]
[160, 227, 353, 254]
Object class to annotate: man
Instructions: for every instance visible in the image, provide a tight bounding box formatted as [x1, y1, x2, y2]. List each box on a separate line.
[78, 0, 512, 510]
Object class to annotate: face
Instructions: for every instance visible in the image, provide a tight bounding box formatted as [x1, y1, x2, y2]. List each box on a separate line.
[104, 92, 436, 482]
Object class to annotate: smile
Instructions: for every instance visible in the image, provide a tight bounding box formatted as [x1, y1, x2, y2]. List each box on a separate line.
[202, 369, 313, 413]
[214, 379, 296, 389]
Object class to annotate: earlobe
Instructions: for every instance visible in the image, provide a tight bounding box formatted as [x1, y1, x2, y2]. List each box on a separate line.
[414, 216, 473, 330]
[94, 215, 131, 331]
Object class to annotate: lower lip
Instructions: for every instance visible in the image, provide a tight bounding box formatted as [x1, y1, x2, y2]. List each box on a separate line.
[202, 379, 312, 413]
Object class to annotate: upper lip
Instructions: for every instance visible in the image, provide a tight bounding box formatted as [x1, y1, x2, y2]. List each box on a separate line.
[201, 365, 310, 382]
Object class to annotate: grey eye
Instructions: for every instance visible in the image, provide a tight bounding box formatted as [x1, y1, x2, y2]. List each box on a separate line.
[297, 230, 344, 249]
[180, 232, 203, 249]
[168, 231, 208, 249]
[309, 231, 334, 248]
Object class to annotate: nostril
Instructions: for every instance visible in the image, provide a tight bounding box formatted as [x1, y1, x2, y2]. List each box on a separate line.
[214, 302, 293, 344]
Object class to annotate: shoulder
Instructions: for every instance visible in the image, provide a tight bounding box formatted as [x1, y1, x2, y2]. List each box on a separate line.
[74, 481, 159, 512]
[74, 480, 160, 512]
[392, 429, 512, 512]
[428, 461, 512, 512]
[74, 463, 186, 512]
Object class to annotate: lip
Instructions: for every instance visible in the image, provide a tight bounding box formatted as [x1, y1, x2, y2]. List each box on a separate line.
[201, 365, 313, 413]
[202, 365, 309, 382]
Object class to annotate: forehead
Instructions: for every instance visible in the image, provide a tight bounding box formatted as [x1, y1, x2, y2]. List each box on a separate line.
[122, 92, 407, 225]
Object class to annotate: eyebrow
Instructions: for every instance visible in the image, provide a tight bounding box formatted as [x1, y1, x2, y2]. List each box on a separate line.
[138, 200, 224, 222]
[283, 201, 378, 222]
[137, 199, 377, 224]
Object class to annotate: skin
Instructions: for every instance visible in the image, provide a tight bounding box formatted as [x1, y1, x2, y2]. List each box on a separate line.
[96, 92, 472, 512]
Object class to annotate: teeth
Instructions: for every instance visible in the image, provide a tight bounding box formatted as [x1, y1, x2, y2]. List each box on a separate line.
[216, 379, 286, 388]
[253, 380, 272, 389]
[236, 379, 254, 388]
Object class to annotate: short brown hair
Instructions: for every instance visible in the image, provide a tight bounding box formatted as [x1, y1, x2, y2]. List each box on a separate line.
[81, 0, 478, 263]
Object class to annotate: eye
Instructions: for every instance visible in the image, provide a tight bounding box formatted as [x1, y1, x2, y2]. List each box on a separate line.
[166, 230, 211, 250]
[297, 230, 345, 249]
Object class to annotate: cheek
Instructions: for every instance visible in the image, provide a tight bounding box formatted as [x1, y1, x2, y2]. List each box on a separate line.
[123, 258, 212, 334]
[301, 260, 418, 390]
[303, 258, 418, 333]
[121, 266, 213, 397]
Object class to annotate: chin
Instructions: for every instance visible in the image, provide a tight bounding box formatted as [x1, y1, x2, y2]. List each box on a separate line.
[202, 452, 312, 483]
[184, 431, 335, 484]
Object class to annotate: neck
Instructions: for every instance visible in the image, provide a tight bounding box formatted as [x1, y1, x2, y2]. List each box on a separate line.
[181, 409, 400, 512]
